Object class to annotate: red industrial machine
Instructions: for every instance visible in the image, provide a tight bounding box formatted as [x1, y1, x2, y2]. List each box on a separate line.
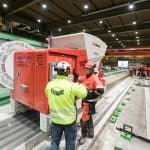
[11, 48, 87, 114]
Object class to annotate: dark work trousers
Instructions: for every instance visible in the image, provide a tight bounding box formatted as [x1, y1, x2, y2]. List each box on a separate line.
[50, 122, 77, 150]
[89, 101, 96, 115]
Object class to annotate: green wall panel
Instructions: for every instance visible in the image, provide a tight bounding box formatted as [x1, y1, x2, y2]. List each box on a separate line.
[0, 32, 48, 48]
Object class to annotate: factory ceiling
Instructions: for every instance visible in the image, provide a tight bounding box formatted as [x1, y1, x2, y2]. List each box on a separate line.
[0, 0, 150, 48]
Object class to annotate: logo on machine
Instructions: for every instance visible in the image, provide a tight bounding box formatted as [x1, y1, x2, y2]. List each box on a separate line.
[92, 42, 100, 48]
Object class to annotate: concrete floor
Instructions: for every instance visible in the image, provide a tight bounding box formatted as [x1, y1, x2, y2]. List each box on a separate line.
[1, 75, 149, 150]
[91, 78, 150, 150]
[0, 71, 130, 150]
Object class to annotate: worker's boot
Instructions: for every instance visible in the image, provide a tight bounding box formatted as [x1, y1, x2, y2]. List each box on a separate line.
[78, 136, 86, 145]
[87, 127, 94, 138]
[79, 120, 88, 145]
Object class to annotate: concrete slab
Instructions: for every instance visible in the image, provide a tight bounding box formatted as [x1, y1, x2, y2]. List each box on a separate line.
[92, 123, 150, 150]
[117, 82, 146, 137]
[92, 79, 150, 150]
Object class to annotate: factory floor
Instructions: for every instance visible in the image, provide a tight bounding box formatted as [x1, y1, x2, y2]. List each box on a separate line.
[92, 78, 150, 150]
[1, 73, 150, 150]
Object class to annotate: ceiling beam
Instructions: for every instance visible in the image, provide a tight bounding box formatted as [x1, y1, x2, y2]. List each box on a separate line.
[108, 40, 150, 48]
[87, 21, 150, 35]
[100, 34, 150, 41]
[6, 0, 40, 16]
[47, 0, 150, 29]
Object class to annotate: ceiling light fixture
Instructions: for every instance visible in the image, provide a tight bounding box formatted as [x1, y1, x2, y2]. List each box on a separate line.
[83, 29, 86, 32]
[99, 20, 103, 24]
[67, 20, 71, 24]
[37, 19, 41, 23]
[58, 28, 62, 32]
[2, 3, 8, 8]
[42, 3, 47, 9]
[136, 36, 139, 39]
[119, 41, 121, 43]
[136, 39, 140, 42]
[135, 31, 138, 34]
[84, 4, 89, 10]
[132, 21, 137, 25]
[108, 30, 111, 33]
[137, 42, 140, 45]
[128, 4, 134, 10]
[116, 38, 119, 41]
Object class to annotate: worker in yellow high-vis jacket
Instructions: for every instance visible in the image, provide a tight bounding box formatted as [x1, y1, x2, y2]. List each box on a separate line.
[45, 61, 87, 150]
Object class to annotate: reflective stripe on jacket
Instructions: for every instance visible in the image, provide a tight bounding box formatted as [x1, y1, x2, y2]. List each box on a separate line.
[45, 75, 87, 125]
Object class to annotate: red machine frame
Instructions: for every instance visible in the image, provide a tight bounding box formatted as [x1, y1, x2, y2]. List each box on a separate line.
[11, 48, 88, 114]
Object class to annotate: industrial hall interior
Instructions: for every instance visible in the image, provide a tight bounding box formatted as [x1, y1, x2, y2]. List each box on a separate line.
[0, 0, 150, 150]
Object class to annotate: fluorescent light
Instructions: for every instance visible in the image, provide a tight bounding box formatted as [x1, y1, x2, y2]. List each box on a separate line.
[116, 38, 119, 41]
[135, 31, 138, 34]
[67, 20, 71, 23]
[132, 21, 136, 25]
[99, 20, 103, 24]
[2, 3, 8, 8]
[128, 4, 134, 10]
[108, 30, 111, 33]
[84, 4, 89, 10]
[136, 39, 140, 42]
[42, 4, 47, 9]
[37, 19, 41, 23]
[136, 36, 139, 39]
[58, 28, 62, 32]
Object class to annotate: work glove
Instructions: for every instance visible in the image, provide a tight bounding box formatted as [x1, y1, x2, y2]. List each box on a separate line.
[73, 69, 79, 82]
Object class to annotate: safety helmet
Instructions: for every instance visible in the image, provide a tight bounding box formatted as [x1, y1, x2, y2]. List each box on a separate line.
[84, 61, 96, 69]
[55, 61, 71, 75]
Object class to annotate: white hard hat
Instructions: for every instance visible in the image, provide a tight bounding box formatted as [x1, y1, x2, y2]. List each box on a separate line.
[56, 61, 71, 75]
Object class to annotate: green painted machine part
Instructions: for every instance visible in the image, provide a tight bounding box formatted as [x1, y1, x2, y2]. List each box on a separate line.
[113, 111, 120, 117]
[121, 131, 132, 141]
[116, 107, 123, 112]
[110, 115, 117, 124]
[121, 101, 126, 106]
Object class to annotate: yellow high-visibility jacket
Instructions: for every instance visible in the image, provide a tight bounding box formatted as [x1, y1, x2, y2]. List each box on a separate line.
[45, 75, 87, 125]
